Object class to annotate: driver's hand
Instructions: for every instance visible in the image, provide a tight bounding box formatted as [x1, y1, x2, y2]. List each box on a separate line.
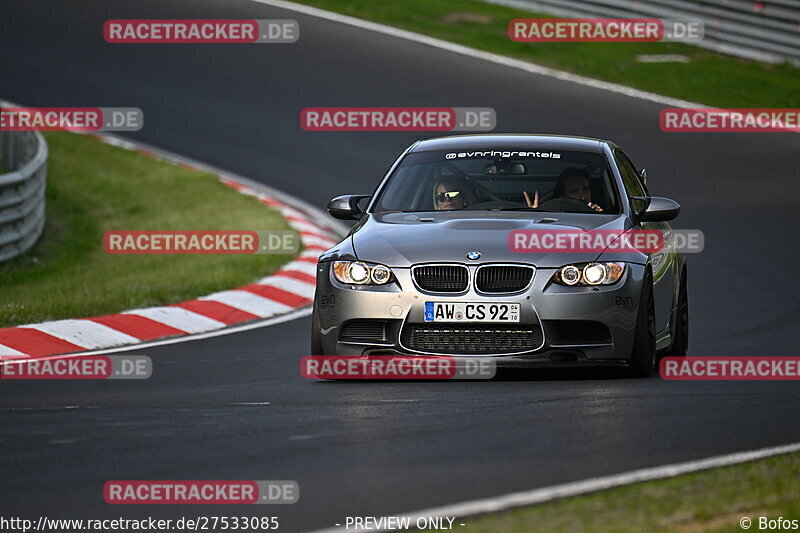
[588, 202, 604, 212]
[523, 190, 539, 208]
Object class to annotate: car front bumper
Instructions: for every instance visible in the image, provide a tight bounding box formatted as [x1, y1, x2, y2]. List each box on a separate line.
[312, 261, 646, 366]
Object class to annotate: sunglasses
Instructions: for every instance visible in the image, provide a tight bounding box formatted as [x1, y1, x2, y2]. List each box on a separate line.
[435, 191, 461, 202]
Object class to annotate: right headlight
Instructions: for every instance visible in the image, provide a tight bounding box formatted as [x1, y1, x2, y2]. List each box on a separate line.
[552, 262, 625, 286]
[332, 261, 394, 285]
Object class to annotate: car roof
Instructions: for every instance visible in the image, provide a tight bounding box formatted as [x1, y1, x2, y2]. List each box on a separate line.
[410, 134, 607, 153]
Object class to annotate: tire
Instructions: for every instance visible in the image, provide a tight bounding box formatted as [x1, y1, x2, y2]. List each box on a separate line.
[629, 270, 656, 378]
[663, 269, 688, 358]
[310, 308, 324, 355]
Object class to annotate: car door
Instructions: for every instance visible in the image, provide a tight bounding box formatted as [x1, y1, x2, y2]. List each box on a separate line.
[614, 148, 676, 337]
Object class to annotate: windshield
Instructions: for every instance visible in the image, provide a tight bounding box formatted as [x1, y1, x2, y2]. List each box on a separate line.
[372, 149, 620, 214]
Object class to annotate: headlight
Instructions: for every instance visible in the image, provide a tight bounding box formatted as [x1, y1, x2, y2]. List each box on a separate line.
[560, 265, 581, 286]
[348, 262, 369, 284]
[370, 264, 391, 284]
[333, 261, 394, 285]
[583, 263, 607, 285]
[553, 262, 625, 286]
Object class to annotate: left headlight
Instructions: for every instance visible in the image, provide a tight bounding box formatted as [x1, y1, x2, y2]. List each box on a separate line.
[552, 262, 625, 286]
[333, 261, 394, 285]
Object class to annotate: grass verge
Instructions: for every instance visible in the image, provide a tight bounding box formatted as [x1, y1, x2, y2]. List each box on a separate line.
[0, 132, 297, 327]
[449, 451, 800, 532]
[296, 0, 799, 108]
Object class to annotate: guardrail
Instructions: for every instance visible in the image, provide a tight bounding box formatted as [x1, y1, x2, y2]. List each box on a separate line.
[0, 131, 48, 263]
[488, 0, 800, 66]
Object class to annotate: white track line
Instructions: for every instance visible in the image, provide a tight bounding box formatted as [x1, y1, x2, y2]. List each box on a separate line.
[252, 0, 706, 109]
[257, 276, 317, 299]
[291, 220, 337, 236]
[123, 307, 226, 334]
[307, 441, 800, 532]
[0, 344, 29, 358]
[199, 290, 293, 317]
[282, 261, 319, 276]
[301, 235, 338, 248]
[25, 320, 139, 349]
[299, 249, 324, 260]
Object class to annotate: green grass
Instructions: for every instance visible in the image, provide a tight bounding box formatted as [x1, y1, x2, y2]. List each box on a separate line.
[447, 452, 800, 532]
[0, 132, 297, 327]
[297, 0, 800, 108]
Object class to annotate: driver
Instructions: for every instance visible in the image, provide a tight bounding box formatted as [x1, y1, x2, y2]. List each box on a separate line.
[524, 167, 604, 212]
[434, 178, 470, 210]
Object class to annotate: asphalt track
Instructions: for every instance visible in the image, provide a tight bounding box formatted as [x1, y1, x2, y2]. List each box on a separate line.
[1, 0, 800, 531]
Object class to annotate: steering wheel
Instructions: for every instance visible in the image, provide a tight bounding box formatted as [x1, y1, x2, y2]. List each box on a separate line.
[539, 196, 598, 213]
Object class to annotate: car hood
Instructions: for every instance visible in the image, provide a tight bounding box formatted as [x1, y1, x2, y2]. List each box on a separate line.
[351, 211, 632, 268]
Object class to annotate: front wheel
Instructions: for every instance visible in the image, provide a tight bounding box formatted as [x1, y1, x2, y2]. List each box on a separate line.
[663, 269, 688, 358]
[629, 271, 656, 378]
[310, 308, 324, 355]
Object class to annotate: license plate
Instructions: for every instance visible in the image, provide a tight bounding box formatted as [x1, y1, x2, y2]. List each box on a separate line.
[424, 302, 520, 323]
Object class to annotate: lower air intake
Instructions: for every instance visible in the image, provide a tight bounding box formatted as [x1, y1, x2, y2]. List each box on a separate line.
[339, 319, 389, 342]
[402, 324, 542, 354]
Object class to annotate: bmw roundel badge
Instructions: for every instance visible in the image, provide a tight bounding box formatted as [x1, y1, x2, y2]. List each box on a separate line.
[466, 251, 481, 260]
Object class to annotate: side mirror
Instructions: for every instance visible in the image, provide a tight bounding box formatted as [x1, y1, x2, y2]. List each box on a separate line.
[634, 196, 680, 222]
[327, 194, 370, 220]
[640, 168, 647, 185]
